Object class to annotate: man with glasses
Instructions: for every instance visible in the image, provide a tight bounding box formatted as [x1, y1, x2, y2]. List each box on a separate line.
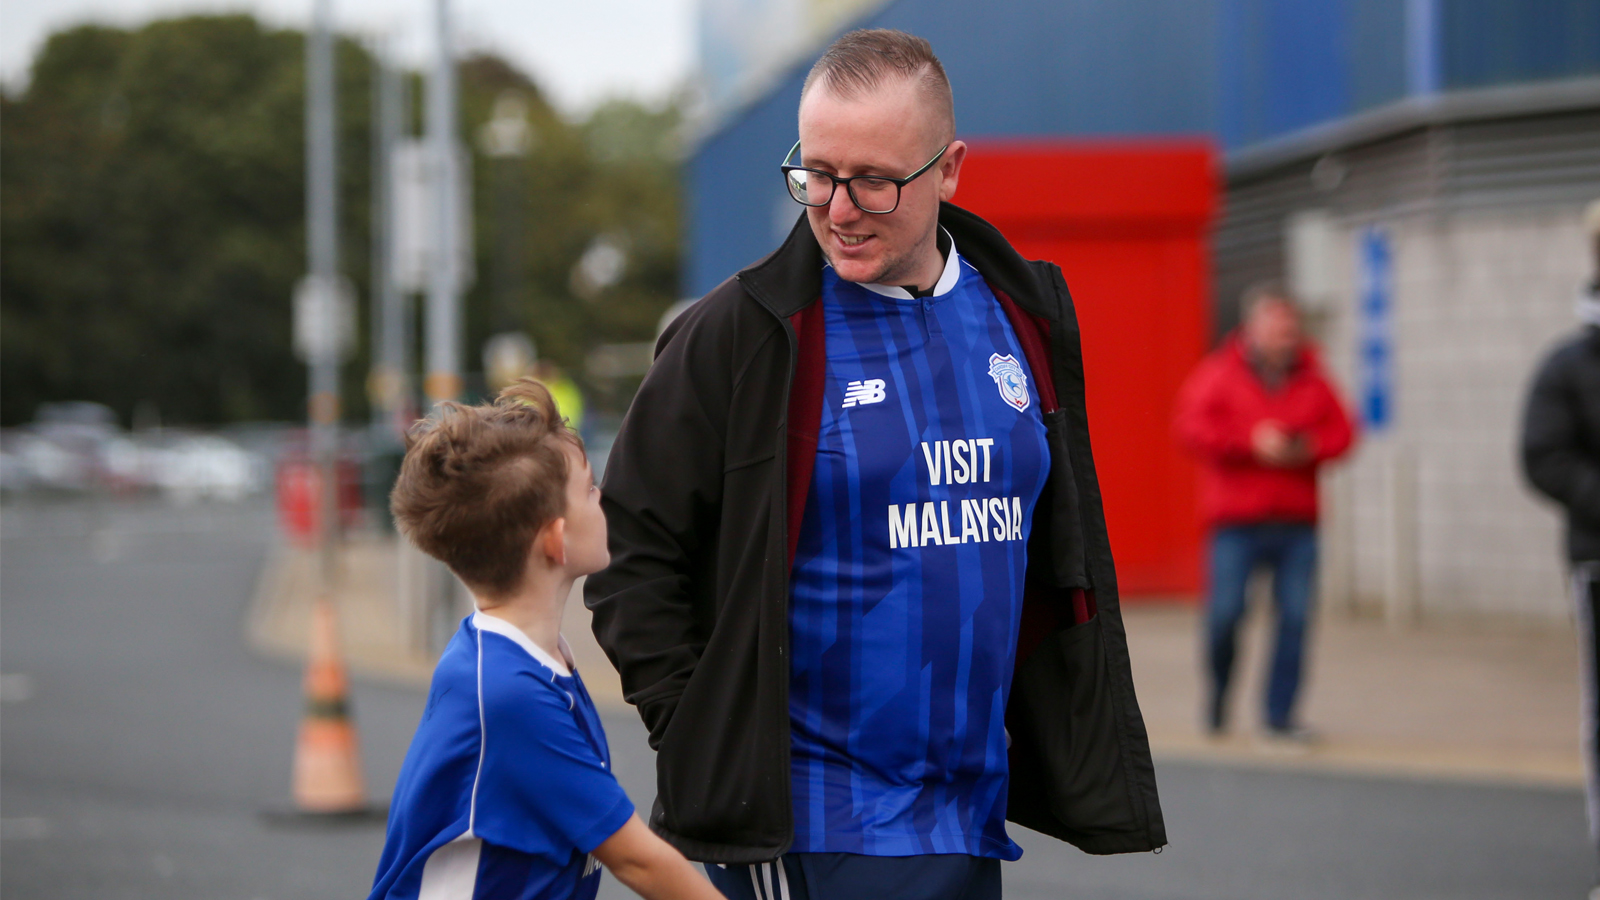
[587, 28, 1164, 900]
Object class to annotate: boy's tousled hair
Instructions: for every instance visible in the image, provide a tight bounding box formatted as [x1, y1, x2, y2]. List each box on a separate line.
[801, 29, 955, 143]
[390, 378, 583, 598]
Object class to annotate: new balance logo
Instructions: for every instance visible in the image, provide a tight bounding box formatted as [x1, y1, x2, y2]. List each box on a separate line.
[842, 379, 887, 408]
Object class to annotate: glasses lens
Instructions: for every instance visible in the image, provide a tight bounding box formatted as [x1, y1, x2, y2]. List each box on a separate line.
[849, 177, 899, 214]
[785, 169, 833, 207]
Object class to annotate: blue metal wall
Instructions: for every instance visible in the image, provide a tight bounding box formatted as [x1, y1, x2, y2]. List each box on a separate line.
[687, 78, 805, 298]
[687, 0, 1600, 296]
[1217, 0, 1409, 148]
[689, 0, 1217, 294]
[1441, 0, 1600, 89]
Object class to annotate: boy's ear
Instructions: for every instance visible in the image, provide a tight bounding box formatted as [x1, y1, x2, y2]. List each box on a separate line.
[538, 517, 567, 567]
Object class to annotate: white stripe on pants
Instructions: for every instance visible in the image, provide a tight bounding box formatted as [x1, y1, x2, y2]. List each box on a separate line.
[746, 861, 792, 900]
[1574, 562, 1600, 848]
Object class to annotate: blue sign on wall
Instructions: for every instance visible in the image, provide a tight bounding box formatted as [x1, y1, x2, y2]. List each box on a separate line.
[1359, 226, 1393, 431]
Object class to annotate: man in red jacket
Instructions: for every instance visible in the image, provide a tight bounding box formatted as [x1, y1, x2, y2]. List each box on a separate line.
[1174, 283, 1356, 740]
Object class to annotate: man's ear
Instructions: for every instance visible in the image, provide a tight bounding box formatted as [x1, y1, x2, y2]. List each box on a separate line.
[538, 517, 567, 567]
[938, 140, 967, 202]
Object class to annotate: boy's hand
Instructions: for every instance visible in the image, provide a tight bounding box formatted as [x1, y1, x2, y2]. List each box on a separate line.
[592, 814, 728, 900]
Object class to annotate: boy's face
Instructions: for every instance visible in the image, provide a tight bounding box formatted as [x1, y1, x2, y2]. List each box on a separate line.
[560, 443, 609, 577]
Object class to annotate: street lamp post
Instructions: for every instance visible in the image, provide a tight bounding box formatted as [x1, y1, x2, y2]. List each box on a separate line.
[424, 0, 462, 406]
[478, 91, 536, 391]
[303, 0, 344, 586]
[369, 40, 411, 442]
[282, 0, 371, 819]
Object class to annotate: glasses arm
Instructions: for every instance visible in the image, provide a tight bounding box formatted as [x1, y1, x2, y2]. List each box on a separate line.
[894, 144, 950, 187]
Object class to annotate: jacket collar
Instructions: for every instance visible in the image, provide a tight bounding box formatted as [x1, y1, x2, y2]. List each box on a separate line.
[738, 201, 1059, 323]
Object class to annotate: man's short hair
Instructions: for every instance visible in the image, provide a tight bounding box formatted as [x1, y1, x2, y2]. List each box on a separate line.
[801, 29, 955, 143]
[1239, 280, 1300, 321]
[390, 378, 583, 598]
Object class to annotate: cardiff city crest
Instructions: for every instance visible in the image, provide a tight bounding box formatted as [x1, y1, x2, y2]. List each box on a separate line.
[987, 353, 1030, 412]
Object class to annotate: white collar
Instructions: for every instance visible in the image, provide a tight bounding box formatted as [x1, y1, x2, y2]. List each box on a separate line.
[471, 611, 573, 677]
[853, 228, 962, 301]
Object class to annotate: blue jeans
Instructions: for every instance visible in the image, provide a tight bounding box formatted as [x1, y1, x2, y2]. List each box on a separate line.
[1205, 522, 1319, 730]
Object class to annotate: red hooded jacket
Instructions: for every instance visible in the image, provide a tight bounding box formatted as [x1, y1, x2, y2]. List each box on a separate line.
[1174, 334, 1356, 526]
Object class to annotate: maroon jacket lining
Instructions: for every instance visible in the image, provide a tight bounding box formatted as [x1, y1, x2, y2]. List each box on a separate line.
[990, 286, 1060, 415]
[990, 285, 1096, 640]
[785, 302, 827, 567]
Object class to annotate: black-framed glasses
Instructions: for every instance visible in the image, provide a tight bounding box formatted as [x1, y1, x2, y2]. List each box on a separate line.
[781, 140, 949, 215]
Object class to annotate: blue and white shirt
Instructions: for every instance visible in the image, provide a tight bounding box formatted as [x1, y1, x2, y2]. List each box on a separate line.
[369, 613, 634, 900]
[788, 236, 1051, 859]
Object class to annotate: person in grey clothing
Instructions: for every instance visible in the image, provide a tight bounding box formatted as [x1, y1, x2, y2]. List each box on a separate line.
[1520, 196, 1600, 899]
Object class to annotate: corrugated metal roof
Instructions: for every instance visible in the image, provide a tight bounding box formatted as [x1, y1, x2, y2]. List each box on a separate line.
[1213, 93, 1600, 335]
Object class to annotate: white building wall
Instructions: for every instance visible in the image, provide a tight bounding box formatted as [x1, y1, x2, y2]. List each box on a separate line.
[1315, 202, 1592, 624]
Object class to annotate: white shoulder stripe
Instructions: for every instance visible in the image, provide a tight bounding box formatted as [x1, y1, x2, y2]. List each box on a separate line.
[471, 611, 571, 677]
[467, 627, 487, 836]
[417, 835, 482, 900]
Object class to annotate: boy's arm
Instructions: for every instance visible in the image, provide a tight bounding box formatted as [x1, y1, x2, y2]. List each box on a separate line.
[592, 814, 727, 900]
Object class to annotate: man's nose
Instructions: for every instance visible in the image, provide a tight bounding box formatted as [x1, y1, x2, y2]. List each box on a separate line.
[827, 184, 860, 223]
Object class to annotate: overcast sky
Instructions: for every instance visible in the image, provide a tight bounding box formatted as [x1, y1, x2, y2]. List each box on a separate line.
[0, 0, 698, 115]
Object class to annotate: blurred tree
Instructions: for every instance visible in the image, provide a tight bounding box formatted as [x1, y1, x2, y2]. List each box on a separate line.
[0, 16, 374, 426]
[1, 16, 682, 427]
[457, 59, 682, 404]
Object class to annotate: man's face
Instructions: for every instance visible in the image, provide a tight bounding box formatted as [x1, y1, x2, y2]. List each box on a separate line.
[796, 79, 965, 287]
[1243, 300, 1302, 370]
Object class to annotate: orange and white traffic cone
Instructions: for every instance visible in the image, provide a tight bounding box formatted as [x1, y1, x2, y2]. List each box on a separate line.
[290, 594, 369, 814]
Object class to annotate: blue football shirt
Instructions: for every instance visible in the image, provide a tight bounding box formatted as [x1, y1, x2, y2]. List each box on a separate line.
[788, 236, 1051, 859]
[369, 613, 634, 900]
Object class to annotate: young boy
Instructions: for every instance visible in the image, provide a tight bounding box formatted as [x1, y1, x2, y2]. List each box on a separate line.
[369, 379, 725, 900]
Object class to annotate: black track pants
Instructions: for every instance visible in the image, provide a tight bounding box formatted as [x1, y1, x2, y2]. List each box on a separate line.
[1575, 561, 1600, 853]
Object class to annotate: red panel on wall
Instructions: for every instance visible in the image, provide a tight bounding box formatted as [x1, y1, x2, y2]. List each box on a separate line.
[958, 140, 1217, 598]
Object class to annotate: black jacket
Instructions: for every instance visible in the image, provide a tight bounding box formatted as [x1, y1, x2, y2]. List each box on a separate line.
[585, 202, 1165, 863]
[1522, 321, 1600, 562]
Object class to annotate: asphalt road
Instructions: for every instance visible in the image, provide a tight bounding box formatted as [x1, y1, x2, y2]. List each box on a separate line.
[2, 497, 1593, 899]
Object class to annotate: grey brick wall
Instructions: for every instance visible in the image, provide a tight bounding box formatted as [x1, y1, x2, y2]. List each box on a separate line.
[1315, 203, 1591, 623]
